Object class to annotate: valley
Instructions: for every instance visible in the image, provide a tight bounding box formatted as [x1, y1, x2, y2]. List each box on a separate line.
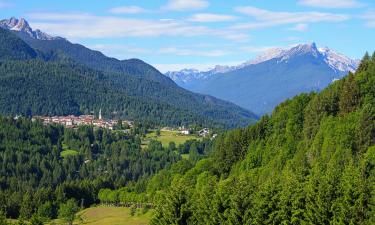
[0, 1, 374, 224]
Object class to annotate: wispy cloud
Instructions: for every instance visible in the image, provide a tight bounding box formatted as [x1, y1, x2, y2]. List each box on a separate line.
[27, 12, 249, 42]
[290, 23, 309, 31]
[0, 0, 12, 8]
[188, 13, 238, 22]
[162, 0, 209, 11]
[28, 12, 94, 21]
[109, 6, 148, 14]
[233, 6, 349, 30]
[361, 11, 375, 28]
[89, 44, 151, 55]
[159, 47, 232, 57]
[298, 0, 363, 8]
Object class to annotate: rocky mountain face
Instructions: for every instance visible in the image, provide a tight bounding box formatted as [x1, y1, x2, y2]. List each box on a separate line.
[0, 17, 61, 40]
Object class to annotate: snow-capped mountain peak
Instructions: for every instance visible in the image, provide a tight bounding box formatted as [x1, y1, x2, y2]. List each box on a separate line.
[10, 18, 30, 31]
[165, 42, 359, 86]
[241, 42, 357, 72]
[0, 17, 61, 41]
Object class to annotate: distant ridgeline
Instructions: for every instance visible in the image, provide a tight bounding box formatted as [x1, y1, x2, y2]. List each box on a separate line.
[0, 19, 257, 129]
[100, 53, 375, 224]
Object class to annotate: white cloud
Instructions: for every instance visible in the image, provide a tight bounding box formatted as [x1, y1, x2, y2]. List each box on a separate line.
[290, 23, 309, 31]
[361, 11, 375, 28]
[188, 13, 238, 22]
[109, 6, 148, 14]
[163, 0, 209, 11]
[27, 12, 249, 42]
[298, 0, 363, 8]
[233, 6, 349, 29]
[159, 47, 232, 57]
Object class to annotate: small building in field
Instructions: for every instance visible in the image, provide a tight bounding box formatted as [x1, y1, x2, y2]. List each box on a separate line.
[198, 128, 210, 137]
[180, 129, 191, 135]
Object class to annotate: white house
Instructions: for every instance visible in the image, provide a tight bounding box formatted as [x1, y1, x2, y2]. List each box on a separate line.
[181, 129, 191, 135]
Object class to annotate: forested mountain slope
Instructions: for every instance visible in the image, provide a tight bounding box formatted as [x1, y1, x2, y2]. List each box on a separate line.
[0, 27, 257, 128]
[111, 53, 374, 224]
[19, 34, 176, 86]
[0, 28, 38, 60]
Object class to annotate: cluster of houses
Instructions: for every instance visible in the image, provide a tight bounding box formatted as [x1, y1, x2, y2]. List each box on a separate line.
[178, 127, 213, 137]
[32, 111, 133, 130]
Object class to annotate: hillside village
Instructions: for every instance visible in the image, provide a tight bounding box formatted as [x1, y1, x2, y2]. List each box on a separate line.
[31, 114, 215, 138]
[32, 111, 133, 130]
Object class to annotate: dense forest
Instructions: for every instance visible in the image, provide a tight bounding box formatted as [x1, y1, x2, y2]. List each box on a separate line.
[98, 53, 375, 224]
[0, 117, 211, 221]
[0, 27, 257, 128]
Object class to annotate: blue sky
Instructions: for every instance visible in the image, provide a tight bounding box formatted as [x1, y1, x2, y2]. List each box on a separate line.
[1, 0, 375, 72]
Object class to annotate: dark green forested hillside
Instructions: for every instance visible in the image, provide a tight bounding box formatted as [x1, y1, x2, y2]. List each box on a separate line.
[0, 28, 257, 128]
[0, 28, 38, 60]
[17, 33, 177, 86]
[99, 53, 375, 224]
[0, 60, 213, 125]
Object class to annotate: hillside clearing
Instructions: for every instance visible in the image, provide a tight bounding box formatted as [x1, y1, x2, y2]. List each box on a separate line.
[49, 206, 152, 225]
[143, 130, 200, 148]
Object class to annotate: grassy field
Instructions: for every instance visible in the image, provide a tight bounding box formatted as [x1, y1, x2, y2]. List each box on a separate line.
[48, 206, 153, 225]
[60, 149, 79, 158]
[60, 143, 79, 158]
[143, 130, 200, 148]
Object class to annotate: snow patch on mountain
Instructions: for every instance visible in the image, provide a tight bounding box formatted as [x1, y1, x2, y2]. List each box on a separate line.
[318, 47, 358, 73]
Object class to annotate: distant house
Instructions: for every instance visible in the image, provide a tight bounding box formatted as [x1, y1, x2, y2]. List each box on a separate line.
[180, 129, 191, 135]
[161, 127, 173, 131]
[198, 128, 210, 137]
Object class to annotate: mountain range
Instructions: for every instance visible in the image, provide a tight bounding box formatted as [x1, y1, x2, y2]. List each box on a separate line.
[0, 17, 257, 128]
[166, 43, 359, 115]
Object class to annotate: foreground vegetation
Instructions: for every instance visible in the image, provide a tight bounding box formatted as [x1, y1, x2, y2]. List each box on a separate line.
[99, 53, 375, 224]
[152, 53, 375, 224]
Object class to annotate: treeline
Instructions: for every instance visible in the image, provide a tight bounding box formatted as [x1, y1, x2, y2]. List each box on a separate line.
[0, 117, 182, 221]
[99, 53, 375, 224]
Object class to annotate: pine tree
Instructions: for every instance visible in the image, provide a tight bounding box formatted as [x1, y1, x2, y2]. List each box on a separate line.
[339, 72, 360, 114]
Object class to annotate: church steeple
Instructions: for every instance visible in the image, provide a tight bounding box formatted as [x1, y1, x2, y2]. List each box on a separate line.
[99, 108, 102, 120]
